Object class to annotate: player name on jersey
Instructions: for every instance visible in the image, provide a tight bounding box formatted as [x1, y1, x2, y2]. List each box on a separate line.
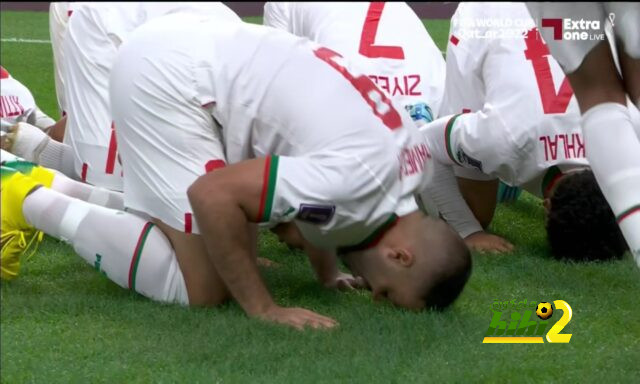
[368, 74, 422, 97]
[399, 143, 431, 180]
[539, 133, 585, 162]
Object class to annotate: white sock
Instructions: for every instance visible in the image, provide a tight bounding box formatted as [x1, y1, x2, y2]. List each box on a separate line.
[10, 122, 77, 179]
[22, 187, 189, 305]
[50, 170, 124, 210]
[583, 102, 640, 263]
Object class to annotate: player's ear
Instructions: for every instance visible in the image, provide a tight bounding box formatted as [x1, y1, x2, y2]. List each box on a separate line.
[385, 247, 414, 267]
[543, 198, 551, 215]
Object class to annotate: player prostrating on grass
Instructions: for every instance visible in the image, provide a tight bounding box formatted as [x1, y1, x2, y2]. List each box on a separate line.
[112, 13, 470, 328]
[5, 2, 241, 191]
[525, 3, 640, 266]
[263, 2, 493, 252]
[263, 2, 446, 118]
[419, 3, 627, 260]
[1, 14, 470, 330]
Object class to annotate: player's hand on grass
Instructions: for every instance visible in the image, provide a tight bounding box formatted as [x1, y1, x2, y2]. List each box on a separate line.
[256, 305, 338, 330]
[465, 231, 514, 253]
[323, 271, 367, 291]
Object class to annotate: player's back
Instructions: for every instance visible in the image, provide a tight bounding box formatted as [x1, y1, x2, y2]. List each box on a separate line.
[113, 13, 433, 247]
[265, 2, 445, 113]
[444, 2, 586, 190]
[68, 2, 240, 43]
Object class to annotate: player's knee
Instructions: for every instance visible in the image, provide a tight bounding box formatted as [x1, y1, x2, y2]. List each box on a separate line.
[187, 289, 230, 308]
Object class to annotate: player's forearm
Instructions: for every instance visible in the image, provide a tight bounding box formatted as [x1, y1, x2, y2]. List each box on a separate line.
[306, 245, 339, 286]
[422, 161, 483, 238]
[188, 185, 276, 317]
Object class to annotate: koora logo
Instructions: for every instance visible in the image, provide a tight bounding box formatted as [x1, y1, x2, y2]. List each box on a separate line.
[483, 299, 573, 343]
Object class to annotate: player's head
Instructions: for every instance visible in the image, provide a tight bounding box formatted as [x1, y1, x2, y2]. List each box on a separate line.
[340, 213, 471, 310]
[545, 169, 628, 261]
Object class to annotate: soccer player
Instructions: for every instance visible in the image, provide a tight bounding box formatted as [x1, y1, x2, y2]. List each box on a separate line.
[7, 2, 241, 191]
[0, 149, 124, 279]
[110, 14, 469, 328]
[1, 66, 62, 138]
[1, 66, 69, 175]
[263, 2, 446, 116]
[525, 3, 640, 265]
[262, 2, 492, 251]
[1, 13, 470, 331]
[418, 2, 627, 260]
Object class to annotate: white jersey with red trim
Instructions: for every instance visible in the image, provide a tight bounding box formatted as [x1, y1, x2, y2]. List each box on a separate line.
[62, 2, 241, 190]
[0, 67, 54, 131]
[115, 14, 433, 247]
[264, 2, 446, 116]
[49, 2, 76, 116]
[434, 2, 588, 197]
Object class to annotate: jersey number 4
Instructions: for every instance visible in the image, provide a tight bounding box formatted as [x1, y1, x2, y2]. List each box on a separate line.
[524, 28, 573, 114]
[313, 47, 402, 130]
[359, 2, 405, 59]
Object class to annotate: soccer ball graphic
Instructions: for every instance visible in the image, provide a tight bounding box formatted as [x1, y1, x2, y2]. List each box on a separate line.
[536, 302, 553, 320]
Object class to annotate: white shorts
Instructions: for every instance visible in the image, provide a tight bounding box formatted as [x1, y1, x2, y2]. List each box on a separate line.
[526, 2, 640, 73]
[62, 6, 123, 191]
[110, 30, 226, 234]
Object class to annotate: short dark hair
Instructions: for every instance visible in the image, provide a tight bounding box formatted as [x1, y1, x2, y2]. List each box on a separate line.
[546, 170, 628, 261]
[423, 240, 472, 310]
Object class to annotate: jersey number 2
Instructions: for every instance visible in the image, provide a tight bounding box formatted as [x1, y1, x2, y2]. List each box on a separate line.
[524, 28, 573, 114]
[359, 2, 405, 59]
[313, 47, 402, 130]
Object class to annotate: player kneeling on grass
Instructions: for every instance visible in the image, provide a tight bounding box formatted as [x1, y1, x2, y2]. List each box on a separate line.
[1, 65, 66, 150]
[417, 3, 627, 261]
[4, 2, 242, 191]
[1, 14, 471, 331]
[526, 2, 640, 267]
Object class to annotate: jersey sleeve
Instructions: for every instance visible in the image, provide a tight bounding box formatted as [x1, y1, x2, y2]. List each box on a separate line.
[256, 155, 359, 226]
[263, 2, 292, 32]
[254, 154, 408, 248]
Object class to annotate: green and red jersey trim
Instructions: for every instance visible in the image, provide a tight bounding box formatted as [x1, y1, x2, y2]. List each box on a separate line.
[128, 222, 155, 291]
[541, 166, 564, 198]
[445, 114, 463, 166]
[257, 155, 279, 223]
[337, 214, 399, 254]
[617, 204, 640, 224]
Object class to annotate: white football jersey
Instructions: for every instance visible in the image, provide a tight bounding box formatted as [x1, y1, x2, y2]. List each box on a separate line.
[61, 2, 241, 190]
[264, 2, 446, 116]
[436, 2, 588, 197]
[0, 67, 54, 131]
[117, 14, 433, 248]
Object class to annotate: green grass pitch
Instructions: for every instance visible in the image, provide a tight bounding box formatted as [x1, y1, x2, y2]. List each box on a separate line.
[1, 10, 639, 383]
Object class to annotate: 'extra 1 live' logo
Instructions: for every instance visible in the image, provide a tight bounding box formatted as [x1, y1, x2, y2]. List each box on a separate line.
[483, 299, 573, 344]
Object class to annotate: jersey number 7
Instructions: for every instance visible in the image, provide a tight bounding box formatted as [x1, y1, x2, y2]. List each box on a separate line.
[359, 2, 405, 59]
[524, 28, 573, 114]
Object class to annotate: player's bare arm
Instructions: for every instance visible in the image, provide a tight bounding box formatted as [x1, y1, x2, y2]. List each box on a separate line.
[272, 223, 366, 290]
[188, 157, 337, 330]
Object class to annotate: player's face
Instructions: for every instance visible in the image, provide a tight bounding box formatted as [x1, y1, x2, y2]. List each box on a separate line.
[341, 248, 426, 310]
